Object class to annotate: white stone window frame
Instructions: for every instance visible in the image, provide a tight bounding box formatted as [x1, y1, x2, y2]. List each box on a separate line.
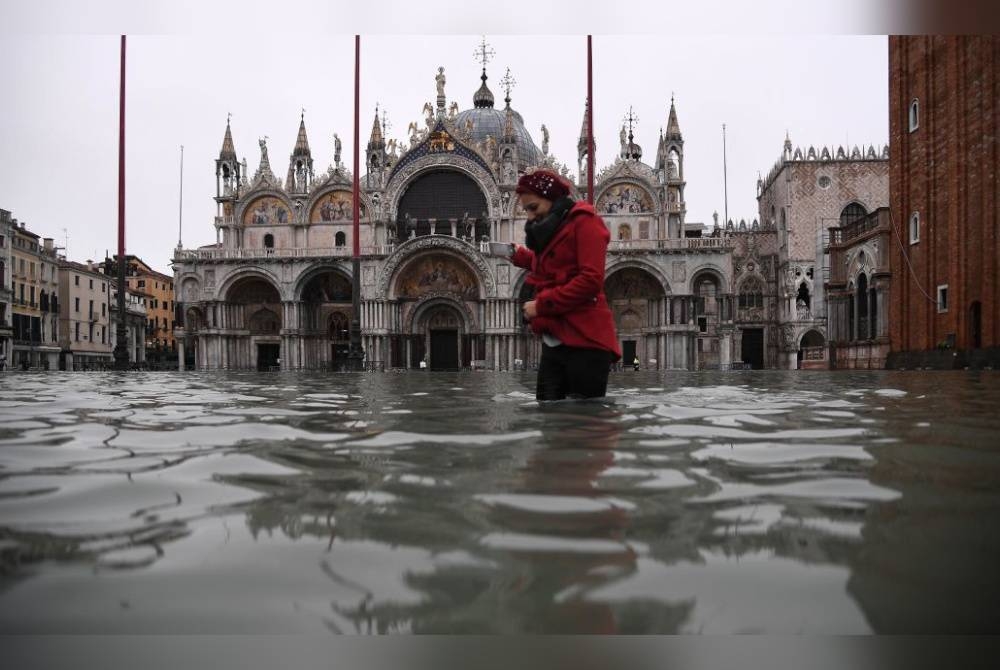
[909, 212, 920, 245]
[937, 284, 949, 313]
[909, 99, 919, 132]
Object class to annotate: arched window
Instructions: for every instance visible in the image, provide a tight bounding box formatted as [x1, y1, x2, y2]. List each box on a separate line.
[797, 282, 811, 311]
[396, 170, 489, 242]
[696, 276, 719, 316]
[667, 149, 680, 177]
[263, 234, 274, 249]
[779, 209, 787, 247]
[738, 278, 764, 309]
[335, 231, 347, 247]
[840, 203, 867, 228]
[185, 308, 202, 331]
[909, 99, 919, 132]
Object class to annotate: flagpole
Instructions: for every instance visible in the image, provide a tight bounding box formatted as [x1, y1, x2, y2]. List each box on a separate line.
[586, 35, 594, 204]
[178, 145, 184, 247]
[348, 34, 365, 371]
[114, 35, 129, 371]
[722, 123, 729, 228]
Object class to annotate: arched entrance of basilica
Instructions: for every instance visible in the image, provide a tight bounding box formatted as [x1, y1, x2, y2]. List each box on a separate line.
[298, 269, 354, 370]
[393, 251, 482, 370]
[418, 303, 465, 370]
[225, 275, 282, 370]
[605, 266, 670, 369]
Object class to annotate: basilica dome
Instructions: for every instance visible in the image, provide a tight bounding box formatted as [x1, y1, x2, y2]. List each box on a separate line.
[452, 71, 543, 170]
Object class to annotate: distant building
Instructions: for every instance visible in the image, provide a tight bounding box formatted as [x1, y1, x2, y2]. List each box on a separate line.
[58, 259, 114, 369]
[110, 283, 147, 365]
[100, 255, 175, 366]
[0, 209, 13, 367]
[824, 207, 892, 368]
[8, 218, 60, 369]
[887, 36, 1000, 368]
[757, 135, 889, 368]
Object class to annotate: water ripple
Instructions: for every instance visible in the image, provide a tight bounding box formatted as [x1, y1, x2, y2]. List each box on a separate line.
[0, 370, 998, 633]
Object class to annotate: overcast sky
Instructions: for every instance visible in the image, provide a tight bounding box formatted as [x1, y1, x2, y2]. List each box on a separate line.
[1, 3, 889, 274]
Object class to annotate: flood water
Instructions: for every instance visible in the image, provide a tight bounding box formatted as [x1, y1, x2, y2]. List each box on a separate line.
[0, 370, 998, 634]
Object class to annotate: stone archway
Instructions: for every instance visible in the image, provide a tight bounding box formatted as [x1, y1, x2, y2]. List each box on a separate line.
[605, 265, 669, 369]
[223, 275, 282, 370]
[299, 269, 354, 369]
[798, 329, 827, 370]
[417, 302, 466, 370]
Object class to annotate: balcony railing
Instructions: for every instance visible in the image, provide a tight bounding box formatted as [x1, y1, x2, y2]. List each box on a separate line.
[174, 236, 733, 262]
[827, 209, 888, 247]
[176, 247, 349, 261]
[175, 244, 412, 261]
[609, 237, 732, 252]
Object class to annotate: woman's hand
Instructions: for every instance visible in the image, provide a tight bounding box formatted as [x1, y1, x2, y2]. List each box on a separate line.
[522, 300, 538, 321]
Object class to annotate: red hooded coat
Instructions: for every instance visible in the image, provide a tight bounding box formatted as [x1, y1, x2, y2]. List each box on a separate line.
[511, 201, 622, 361]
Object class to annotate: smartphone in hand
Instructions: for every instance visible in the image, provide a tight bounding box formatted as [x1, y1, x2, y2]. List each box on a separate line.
[481, 241, 514, 258]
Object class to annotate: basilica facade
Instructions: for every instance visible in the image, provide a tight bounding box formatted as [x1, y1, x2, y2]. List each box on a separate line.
[171, 62, 886, 372]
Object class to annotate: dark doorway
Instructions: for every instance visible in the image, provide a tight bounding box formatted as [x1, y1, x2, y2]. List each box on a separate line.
[331, 342, 349, 366]
[410, 335, 426, 368]
[741, 328, 765, 369]
[430, 330, 459, 370]
[257, 343, 280, 371]
[621, 340, 637, 367]
[971, 301, 982, 349]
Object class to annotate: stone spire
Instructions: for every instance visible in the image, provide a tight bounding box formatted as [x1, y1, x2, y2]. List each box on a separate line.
[286, 111, 314, 193]
[215, 114, 240, 199]
[368, 106, 383, 147]
[219, 115, 237, 161]
[500, 68, 516, 142]
[665, 94, 682, 140]
[577, 98, 595, 187]
[292, 110, 311, 158]
[578, 98, 593, 153]
[366, 105, 388, 187]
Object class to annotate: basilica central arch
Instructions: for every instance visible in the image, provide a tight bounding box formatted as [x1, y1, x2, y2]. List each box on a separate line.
[388, 250, 484, 369]
[225, 274, 283, 370]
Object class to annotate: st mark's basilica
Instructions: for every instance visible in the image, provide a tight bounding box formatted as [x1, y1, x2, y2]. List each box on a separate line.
[172, 43, 889, 372]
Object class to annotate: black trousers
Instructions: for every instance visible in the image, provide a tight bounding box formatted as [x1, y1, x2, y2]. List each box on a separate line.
[536, 344, 614, 401]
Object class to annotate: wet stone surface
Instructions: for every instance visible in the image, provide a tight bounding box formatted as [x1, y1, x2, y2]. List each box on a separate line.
[1, 370, 998, 633]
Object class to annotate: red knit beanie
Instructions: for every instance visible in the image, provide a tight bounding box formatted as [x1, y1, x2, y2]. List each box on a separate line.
[515, 169, 570, 201]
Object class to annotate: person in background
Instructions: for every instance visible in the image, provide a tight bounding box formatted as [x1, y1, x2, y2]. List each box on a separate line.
[509, 169, 621, 400]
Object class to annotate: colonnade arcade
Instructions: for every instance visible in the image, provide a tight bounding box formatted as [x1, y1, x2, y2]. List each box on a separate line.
[604, 263, 735, 370]
[177, 257, 741, 371]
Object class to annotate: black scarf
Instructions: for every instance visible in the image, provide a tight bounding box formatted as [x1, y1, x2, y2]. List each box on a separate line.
[524, 197, 575, 253]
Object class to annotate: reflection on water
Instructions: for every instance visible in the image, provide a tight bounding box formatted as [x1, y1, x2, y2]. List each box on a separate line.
[0, 370, 998, 633]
